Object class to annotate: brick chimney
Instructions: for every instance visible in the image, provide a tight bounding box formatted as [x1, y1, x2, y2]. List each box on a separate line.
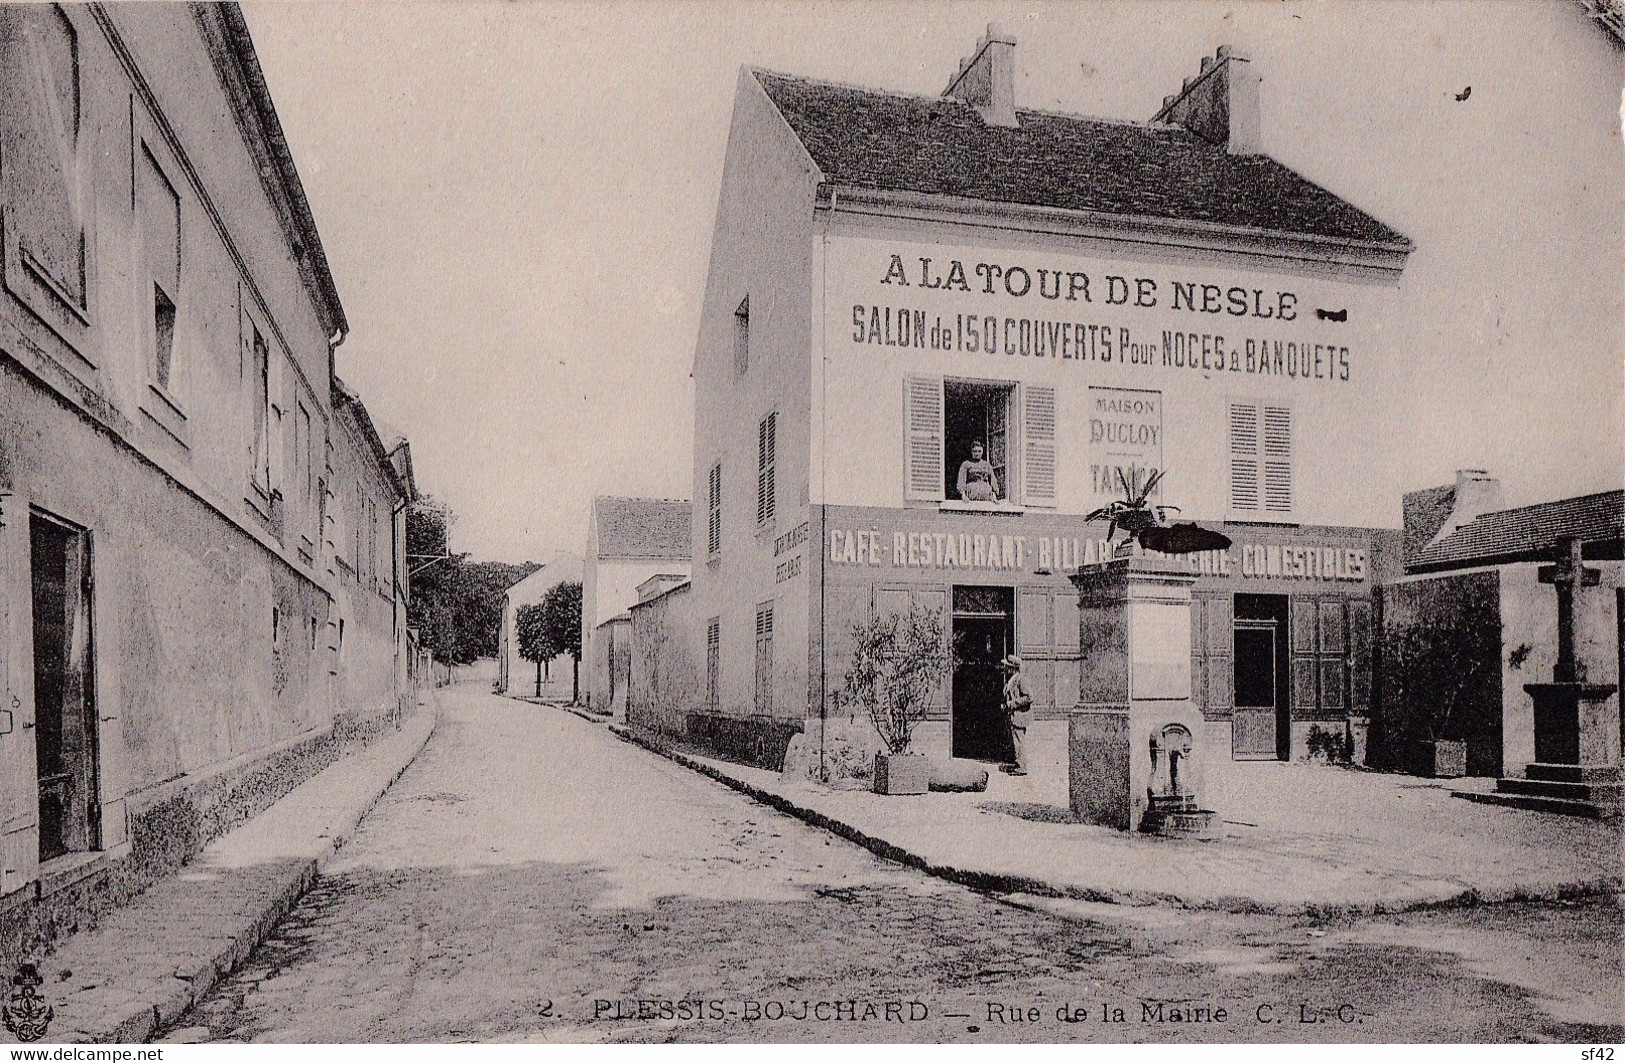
[1153, 45, 1260, 155]
[943, 24, 1018, 128]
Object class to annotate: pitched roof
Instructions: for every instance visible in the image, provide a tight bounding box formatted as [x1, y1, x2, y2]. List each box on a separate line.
[1411, 490, 1624, 572]
[753, 70, 1410, 248]
[592, 497, 691, 560]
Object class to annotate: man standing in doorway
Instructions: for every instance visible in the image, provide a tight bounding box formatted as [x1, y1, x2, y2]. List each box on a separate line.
[1000, 655, 1033, 776]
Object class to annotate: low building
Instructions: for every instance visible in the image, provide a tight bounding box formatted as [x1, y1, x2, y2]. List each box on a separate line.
[646, 28, 1415, 778]
[0, 4, 411, 966]
[1376, 472, 1622, 778]
[496, 554, 583, 699]
[582, 497, 690, 714]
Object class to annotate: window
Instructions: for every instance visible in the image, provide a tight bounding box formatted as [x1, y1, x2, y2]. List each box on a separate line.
[754, 602, 774, 715]
[944, 379, 1012, 501]
[249, 326, 269, 488]
[706, 617, 721, 710]
[903, 377, 1056, 507]
[152, 288, 176, 390]
[1229, 401, 1293, 515]
[1, 6, 88, 317]
[137, 145, 180, 391]
[707, 462, 722, 556]
[298, 404, 314, 506]
[756, 412, 776, 526]
[733, 297, 749, 375]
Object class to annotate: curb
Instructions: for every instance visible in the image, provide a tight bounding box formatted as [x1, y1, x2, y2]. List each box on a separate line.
[78, 697, 440, 1044]
[609, 724, 1623, 919]
[499, 692, 609, 726]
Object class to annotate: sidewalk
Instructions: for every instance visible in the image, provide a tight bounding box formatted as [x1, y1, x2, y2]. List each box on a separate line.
[613, 724, 1623, 917]
[33, 697, 439, 1044]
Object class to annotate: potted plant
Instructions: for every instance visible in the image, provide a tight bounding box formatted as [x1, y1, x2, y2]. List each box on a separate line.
[839, 604, 953, 795]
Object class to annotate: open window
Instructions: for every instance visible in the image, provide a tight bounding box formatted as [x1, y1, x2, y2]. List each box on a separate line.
[944, 379, 1012, 502]
[904, 376, 1055, 508]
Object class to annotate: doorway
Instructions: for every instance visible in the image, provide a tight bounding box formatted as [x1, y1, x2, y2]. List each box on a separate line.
[951, 585, 1014, 762]
[31, 511, 99, 862]
[1232, 593, 1289, 761]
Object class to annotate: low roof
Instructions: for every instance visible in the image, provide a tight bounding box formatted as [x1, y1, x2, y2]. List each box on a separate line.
[753, 70, 1411, 249]
[592, 497, 691, 561]
[1411, 490, 1624, 572]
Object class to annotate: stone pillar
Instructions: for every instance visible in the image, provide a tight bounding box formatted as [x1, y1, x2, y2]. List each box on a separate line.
[1067, 552, 1215, 833]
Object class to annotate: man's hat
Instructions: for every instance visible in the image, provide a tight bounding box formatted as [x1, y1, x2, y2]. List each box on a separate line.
[1000, 655, 1022, 669]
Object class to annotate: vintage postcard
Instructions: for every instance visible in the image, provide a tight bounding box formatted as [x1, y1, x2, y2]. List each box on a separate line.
[0, 0, 1620, 1049]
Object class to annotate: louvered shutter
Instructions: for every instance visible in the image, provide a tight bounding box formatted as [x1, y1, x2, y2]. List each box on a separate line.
[756, 413, 776, 525]
[1262, 405, 1293, 514]
[1021, 385, 1057, 507]
[904, 376, 944, 502]
[1229, 402, 1260, 512]
[706, 464, 721, 556]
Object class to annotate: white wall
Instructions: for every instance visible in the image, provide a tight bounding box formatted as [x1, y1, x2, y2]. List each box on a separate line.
[814, 226, 1405, 529]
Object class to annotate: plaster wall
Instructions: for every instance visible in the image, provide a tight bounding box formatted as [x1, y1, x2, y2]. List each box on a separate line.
[685, 70, 820, 730]
[813, 222, 1406, 530]
[1496, 560, 1623, 777]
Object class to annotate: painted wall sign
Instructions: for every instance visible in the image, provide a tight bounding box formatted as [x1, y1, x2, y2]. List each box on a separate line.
[834, 239, 1368, 387]
[774, 520, 809, 583]
[825, 526, 1367, 583]
[1088, 387, 1162, 508]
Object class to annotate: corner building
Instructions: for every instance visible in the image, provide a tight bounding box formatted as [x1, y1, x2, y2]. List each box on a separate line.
[678, 29, 1413, 775]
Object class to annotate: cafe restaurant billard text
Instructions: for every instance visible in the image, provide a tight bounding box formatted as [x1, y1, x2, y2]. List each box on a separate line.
[681, 33, 1412, 774]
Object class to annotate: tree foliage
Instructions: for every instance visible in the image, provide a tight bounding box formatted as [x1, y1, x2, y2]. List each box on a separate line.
[839, 605, 954, 756]
[405, 494, 539, 665]
[540, 581, 583, 662]
[515, 602, 556, 665]
[539, 580, 583, 701]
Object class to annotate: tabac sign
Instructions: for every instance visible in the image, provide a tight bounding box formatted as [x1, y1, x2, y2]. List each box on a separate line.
[827, 235, 1377, 387]
[1088, 387, 1162, 508]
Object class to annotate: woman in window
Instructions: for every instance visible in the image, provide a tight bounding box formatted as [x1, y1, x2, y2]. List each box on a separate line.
[956, 440, 999, 502]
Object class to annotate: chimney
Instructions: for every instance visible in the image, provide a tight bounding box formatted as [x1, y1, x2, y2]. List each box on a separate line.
[1406, 469, 1505, 565]
[1153, 45, 1260, 154]
[943, 24, 1018, 128]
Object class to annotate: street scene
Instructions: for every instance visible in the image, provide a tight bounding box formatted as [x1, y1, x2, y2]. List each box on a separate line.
[169, 685, 1621, 1044]
[1, 0, 1622, 1050]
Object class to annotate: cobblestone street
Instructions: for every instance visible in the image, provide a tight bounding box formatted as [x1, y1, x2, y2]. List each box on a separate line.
[163, 684, 1623, 1044]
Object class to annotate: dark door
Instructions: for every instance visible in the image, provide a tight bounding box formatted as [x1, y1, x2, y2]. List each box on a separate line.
[31, 512, 98, 862]
[952, 614, 1012, 762]
[1232, 621, 1278, 760]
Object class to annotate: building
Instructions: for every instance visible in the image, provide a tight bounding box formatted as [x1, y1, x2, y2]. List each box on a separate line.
[0, 4, 412, 965]
[636, 28, 1417, 778]
[582, 497, 691, 714]
[1376, 472, 1622, 778]
[496, 554, 583, 699]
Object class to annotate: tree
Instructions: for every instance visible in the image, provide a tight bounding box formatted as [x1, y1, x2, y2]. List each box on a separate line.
[405, 494, 539, 665]
[838, 604, 954, 756]
[515, 602, 557, 697]
[540, 580, 583, 703]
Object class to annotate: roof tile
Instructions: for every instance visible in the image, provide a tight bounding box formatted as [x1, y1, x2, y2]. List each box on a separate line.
[754, 70, 1410, 246]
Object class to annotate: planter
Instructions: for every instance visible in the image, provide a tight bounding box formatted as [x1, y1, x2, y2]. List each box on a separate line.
[873, 752, 930, 795]
[1414, 738, 1467, 779]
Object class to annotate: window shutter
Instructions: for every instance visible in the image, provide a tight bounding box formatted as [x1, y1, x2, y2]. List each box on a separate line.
[1228, 402, 1260, 512]
[1021, 384, 1057, 507]
[757, 413, 776, 525]
[1262, 405, 1293, 514]
[707, 463, 721, 556]
[904, 376, 944, 502]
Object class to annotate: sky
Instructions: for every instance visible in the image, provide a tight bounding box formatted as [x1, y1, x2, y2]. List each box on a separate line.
[243, 0, 1624, 565]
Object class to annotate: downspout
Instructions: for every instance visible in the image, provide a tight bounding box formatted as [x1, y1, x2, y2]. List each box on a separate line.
[816, 187, 834, 783]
